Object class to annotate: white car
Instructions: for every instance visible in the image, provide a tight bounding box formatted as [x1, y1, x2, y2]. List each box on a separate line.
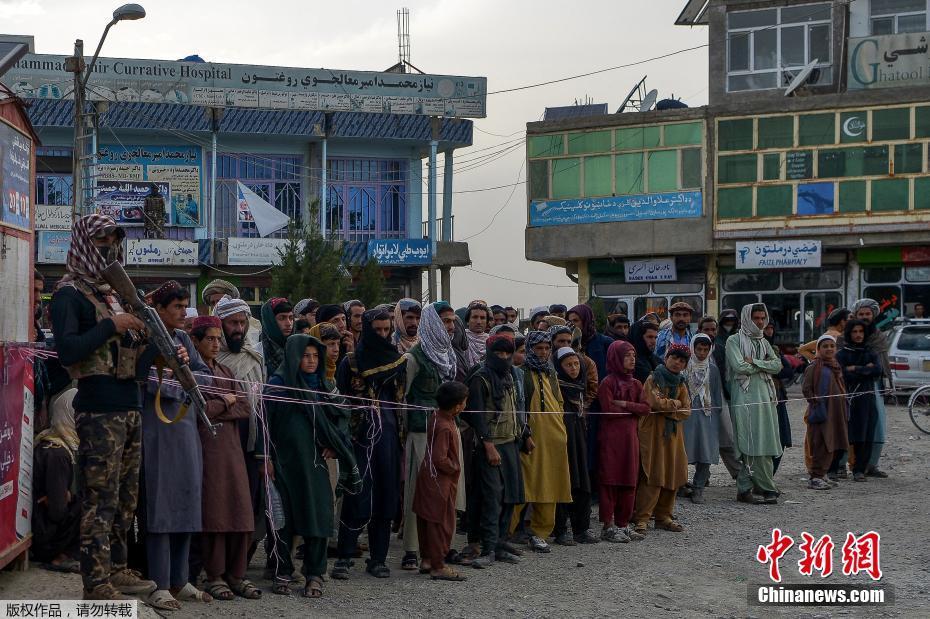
[888, 319, 930, 393]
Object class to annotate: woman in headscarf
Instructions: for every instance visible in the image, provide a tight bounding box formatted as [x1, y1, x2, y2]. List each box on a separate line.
[392, 298, 422, 354]
[681, 334, 722, 505]
[551, 347, 598, 546]
[511, 331, 571, 553]
[801, 335, 849, 490]
[334, 309, 406, 579]
[597, 342, 650, 543]
[259, 335, 361, 598]
[724, 304, 784, 505]
[189, 316, 258, 601]
[836, 319, 882, 482]
[32, 388, 81, 572]
[629, 320, 661, 384]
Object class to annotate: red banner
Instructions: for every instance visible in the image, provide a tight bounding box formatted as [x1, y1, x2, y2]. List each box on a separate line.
[902, 246, 930, 265]
[0, 346, 34, 567]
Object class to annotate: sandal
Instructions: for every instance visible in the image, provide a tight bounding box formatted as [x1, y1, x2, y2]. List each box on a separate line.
[271, 578, 291, 596]
[656, 520, 685, 532]
[147, 589, 181, 611]
[401, 552, 419, 571]
[301, 576, 323, 598]
[430, 566, 467, 582]
[173, 582, 212, 603]
[227, 579, 262, 600]
[204, 580, 234, 601]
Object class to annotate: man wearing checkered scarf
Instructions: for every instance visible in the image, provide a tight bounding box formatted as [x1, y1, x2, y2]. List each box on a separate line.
[49, 215, 159, 600]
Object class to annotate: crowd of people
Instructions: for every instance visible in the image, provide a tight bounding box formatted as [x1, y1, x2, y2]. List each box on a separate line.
[28, 214, 894, 607]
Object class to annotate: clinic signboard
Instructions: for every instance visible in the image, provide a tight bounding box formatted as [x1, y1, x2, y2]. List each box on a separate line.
[368, 239, 432, 265]
[7, 53, 487, 118]
[529, 191, 702, 227]
[848, 32, 930, 90]
[226, 237, 290, 265]
[735, 240, 822, 269]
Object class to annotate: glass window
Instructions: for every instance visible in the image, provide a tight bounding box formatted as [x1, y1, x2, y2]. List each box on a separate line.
[567, 130, 612, 155]
[763, 153, 782, 180]
[36, 174, 73, 206]
[818, 146, 888, 178]
[722, 271, 780, 291]
[718, 118, 754, 151]
[809, 24, 831, 63]
[864, 267, 902, 283]
[781, 26, 806, 67]
[754, 27, 778, 70]
[871, 178, 909, 212]
[603, 299, 630, 316]
[762, 293, 802, 345]
[592, 283, 649, 296]
[718, 154, 758, 184]
[728, 73, 779, 92]
[528, 160, 549, 200]
[916, 177, 930, 209]
[528, 135, 563, 157]
[616, 126, 661, 150]
[916, 106, 930, 137]
[718, 186, 753, 218]
[895, 143, 923, 174]
[871, 0, 926, 34]
[863, 285, 903, 326]
[903, 284, 930, 317]
[839, 180, 868, 213]
[654, 283, 704, 294]
[756, 184, 793, 216]
[783, 268, 844, 290]
[905, 267, 930, 282]
[635, 297, 669, 321]
[647, 150, 678, 193]
[782, 3, 832, 22]
[758, 116, 794, 149]
[722, 294, 760, 314]
[728, 34, 750, 71]
[551, 158, 581, 199]
[615, 152, 644, 195]
[681, 148, 702, 189]
[664, 122, 703, 146]
[217, 153, 304, 238]
[584, 156, 612, 197]
[728, 8, 777, 28]
[898, 13, 927, 31]
[804, 292, 844, 339]
[798, 113, 835, 146]
[871, 16, 895, 33]
[872, 108, 911, 141]
[897, 326, 930, 351]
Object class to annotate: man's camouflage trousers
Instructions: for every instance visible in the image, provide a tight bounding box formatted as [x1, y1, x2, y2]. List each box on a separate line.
[75, 409, 142, 590]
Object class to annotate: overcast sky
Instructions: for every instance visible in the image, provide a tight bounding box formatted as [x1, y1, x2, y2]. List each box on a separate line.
[7, 0, 710, 312]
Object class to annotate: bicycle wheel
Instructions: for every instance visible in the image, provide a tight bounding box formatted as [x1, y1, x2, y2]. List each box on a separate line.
[908, 386, 930, 435]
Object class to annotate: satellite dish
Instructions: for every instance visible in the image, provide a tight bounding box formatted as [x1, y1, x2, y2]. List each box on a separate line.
[640, 89, 658, 112]
[784, 58, 819, 97]
[617, 75, 647, 113]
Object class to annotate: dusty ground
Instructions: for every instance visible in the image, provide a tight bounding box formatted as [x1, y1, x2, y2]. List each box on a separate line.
[2, 396, 927, 618]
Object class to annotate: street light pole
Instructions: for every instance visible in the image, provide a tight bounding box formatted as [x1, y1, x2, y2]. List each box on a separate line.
[66, 4, 146, 217]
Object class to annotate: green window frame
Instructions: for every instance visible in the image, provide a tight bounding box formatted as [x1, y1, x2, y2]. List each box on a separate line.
[680, 148, 702, 189]
[756, 184, 793, 217]
[870, 178, 908, 212]
[718, 154, 758, 184]
[762, 153, 781, 180]
[615, 152, 644, 195]
[718, 186, 753, 219]
[838, 180, 867, 213]
[718, 118, 754, 151]
[583, 156, 612, 197]
[528, 160, 549, 200]
[895, 143, 923, 174]
[647, 150, 678, 193]
[798, 113, 836, 146]
[615, 126, 660, 150]
[551, 158, 581, 199]
[528, 134, 564, 157]
[872, 108, 910, 141]
[757, 116, 794, 149]
[915, 177, 930, 209]
[664, 122, 703, 146]
[567, 130, 612, 155]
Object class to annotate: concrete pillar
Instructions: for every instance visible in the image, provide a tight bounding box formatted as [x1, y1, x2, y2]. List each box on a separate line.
[846, 252, 860, 309]
[577, 260, 590, 305]
[440, 266, 451, 302]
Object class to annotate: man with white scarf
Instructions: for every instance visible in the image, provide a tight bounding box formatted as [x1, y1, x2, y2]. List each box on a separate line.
[212, 295, 267, 555]
[400, 302, 459, 571]
[724, 304, 783, 505]
[464, 301, 491, 369]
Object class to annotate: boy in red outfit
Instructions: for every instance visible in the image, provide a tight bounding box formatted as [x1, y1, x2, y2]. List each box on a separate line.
[414, 381, 469, 581]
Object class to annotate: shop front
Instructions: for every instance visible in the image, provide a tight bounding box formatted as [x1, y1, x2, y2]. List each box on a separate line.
[857, 246, 930, 327]
[590, 255, 707, 326]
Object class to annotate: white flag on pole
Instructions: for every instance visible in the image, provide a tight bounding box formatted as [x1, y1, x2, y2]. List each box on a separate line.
[236, 181, 290, 237]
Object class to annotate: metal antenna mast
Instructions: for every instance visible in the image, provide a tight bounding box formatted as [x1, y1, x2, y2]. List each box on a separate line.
[397, 7, 410, 71]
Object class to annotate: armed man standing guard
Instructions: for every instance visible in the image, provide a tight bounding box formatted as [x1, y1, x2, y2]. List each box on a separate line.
[49, 214, 161, 600]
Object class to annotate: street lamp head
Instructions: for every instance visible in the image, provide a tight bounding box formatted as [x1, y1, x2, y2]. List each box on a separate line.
[113, 3, 146, 21]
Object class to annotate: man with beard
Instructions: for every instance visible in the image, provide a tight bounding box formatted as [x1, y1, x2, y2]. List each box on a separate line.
[604, 314, 631, 341]
[393, 298, 422, 354]
[333, 310, 406, 580]
[400, 302, 458, 571]
[293, 298, 320, 330]
[849, 299, 891, 478]
[213, 296, 266, 562]
[464, 301, 491, 369]
[655, 301, 694, 358]
[259, 298, 293, 377]
[698, 316, 717, 339]
[490, 305, 507, 327]
[202, 279, 261, 348]
[50, 215, 158, 601]
[343, 300, 365, 345]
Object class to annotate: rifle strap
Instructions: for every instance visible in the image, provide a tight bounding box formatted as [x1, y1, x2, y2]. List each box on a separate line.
[154, 359, 190, 425]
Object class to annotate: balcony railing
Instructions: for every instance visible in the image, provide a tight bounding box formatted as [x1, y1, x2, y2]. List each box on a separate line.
[421, 216, 455, 241]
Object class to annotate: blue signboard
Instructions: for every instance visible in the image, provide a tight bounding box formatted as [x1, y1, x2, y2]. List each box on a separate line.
[37, 231, 71, 264]
[97, 144, 203, 227]
[529, 191, 702, 227]
[368, 239, 432, 266]
[0, 119, 32, 230]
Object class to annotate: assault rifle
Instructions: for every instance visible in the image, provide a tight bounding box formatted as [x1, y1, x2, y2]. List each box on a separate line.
[102, 261, 219, 437]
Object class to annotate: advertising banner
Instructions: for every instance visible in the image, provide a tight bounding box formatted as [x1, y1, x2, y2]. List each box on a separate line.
[368, 239, 432, 265]
[848, 32, 930, 90]
[0, 118, 32, 231]
[529, 191, 702, 227]
[34, 203, 72, 231]
[36, 231, 71, 264]
[226, 237, 290, 265]
[94, 179, 170, 226]
[736, 240, 822, 269]
[0, 346, 34, 565]
[125, 239, 198, 266]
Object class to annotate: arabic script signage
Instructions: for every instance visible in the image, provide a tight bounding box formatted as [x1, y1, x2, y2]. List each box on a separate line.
[735, 240, 822, 270]
[226, 237, 291, 265]
[848, 32, 930, 90]
[624, 258, 677, 283]
[7, 53, 487, 118]
[0, 118, 32, 231]
[34, 203, 72, 231]
[529, 191, 702, 227]
[36, 231, 71, 264]
[95, 180, 170, 227]
[125, 239, 197, 266]
[368, 239, 432, 265]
